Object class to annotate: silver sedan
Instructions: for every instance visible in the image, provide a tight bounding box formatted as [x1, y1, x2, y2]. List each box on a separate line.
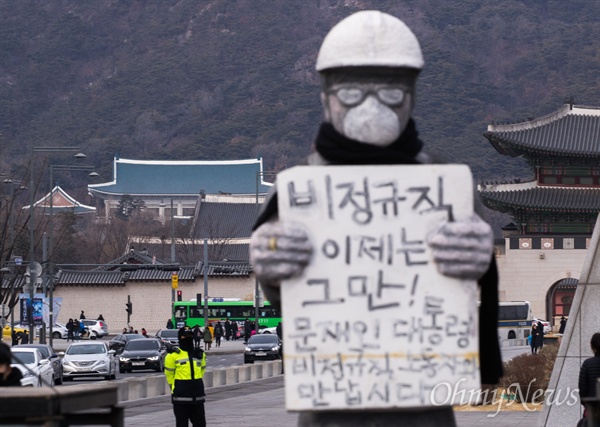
[60, 341, 117, 381]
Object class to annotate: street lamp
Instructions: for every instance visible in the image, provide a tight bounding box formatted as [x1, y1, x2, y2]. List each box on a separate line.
[254, 170, 277, 331]
[46, 164, 97, 346]
[28, 147, 84, 341]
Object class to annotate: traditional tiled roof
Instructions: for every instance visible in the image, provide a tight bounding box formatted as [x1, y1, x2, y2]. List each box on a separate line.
[484, 104, 600, 157]
[197, 261, 252, 276]
[88, 157, 273, 197]
[140, 242, 250, 262]
[26, 186, 96, 214]
[94, 250, 163, 270]
[56, 270, 127, 286]
[480, 187, 600, 212]
[193, 202, 258, 239]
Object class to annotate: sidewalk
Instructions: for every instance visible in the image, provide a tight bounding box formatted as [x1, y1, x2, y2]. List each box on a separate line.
[119, 377, 542, 427]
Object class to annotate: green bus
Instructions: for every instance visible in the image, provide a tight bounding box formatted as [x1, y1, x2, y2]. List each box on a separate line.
[172, 299, 281, 331]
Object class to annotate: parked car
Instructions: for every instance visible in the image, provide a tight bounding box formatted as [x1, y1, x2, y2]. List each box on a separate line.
[60, 341, 117, 381]
[244, 334, 282, 364]
[155, 329, 179, 349]
[258, 326, 277, 335]
[45, 323, 69, 340]
[81, 319, 109, 338]
[533, 318, 552, 335]
[119, 338, 166, 373]
[10, 347, 54, 387]
[15, 344, 63, 385]
[108, 334, 145, 354]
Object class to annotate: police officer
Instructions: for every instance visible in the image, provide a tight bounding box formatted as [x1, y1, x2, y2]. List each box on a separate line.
[165, 327, 207, 427]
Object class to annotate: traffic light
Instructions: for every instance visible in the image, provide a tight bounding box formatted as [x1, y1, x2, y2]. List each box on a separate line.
[126, 302, 132, 315]
[196, 293, 202, 308]
[177, 290, 182, 301]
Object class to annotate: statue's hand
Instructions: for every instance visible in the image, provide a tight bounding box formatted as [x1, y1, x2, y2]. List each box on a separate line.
[427, 214, 493, 281]
[250, 220, 313, 285]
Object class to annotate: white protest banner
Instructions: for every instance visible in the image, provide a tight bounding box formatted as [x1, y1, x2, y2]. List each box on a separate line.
[277, 165, 480, 411]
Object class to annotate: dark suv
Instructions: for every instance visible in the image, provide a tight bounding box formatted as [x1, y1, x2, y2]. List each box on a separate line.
[155, 329, 179, 350]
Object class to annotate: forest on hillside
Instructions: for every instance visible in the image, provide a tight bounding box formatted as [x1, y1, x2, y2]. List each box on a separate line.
[1, 0, 598, 187]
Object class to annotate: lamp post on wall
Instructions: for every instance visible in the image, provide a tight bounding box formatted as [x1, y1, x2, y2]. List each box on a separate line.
[254, 170, 277, 330]
[46, 164, 98, 346]
[28, 147, 85, 340]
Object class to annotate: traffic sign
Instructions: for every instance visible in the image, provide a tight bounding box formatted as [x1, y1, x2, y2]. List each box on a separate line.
[171, 274, 179, 289]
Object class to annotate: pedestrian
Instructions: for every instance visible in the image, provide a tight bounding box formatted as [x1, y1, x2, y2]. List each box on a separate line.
[165, 327, 207, 427]
[578, 332, 600, 427]
[537, 321, 545, 351]
[97, 314, 105, 321]
[276, 321, 283, 341]
[559, 316, 567, 334]
[20, 330, 29, 344]
[530, 324, 539, 353]
[244, 318, 252, 344]
[80, 310, 86, 320]
[224, 319, 232, 341]
[203, 324, 212, 351]
[141, 328, 148, 338]
[122, 327, 128, 334]
[191, 325, 201, 349]
[231, 321, 238, 341]
[73, 319, 80, 340]
[81, 320, 88, 339]
[66, 318, 74, 342]
[0, 342, 23, 387]
[214, 322, 223, 347]
[11, 330, 19, 346]
[129, 325, 134, 334]
[167, 318, 174, 329]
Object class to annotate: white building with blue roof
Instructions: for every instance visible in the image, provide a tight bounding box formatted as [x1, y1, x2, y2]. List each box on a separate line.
[88, 156, 273, 221]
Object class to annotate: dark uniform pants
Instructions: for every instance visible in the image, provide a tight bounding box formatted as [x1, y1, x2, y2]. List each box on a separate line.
[173, 402, 206, 427]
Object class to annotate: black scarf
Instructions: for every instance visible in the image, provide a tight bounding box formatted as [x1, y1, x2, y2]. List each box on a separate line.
[315, 120, 423, 165]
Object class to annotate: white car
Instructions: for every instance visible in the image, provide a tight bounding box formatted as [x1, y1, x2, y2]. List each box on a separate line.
[11, 347, 55, 387]
[46, 323, 69, 340]
[258, 326, 277, 335]
[81, 319, 109, 338]
[60, 341, 117, 381]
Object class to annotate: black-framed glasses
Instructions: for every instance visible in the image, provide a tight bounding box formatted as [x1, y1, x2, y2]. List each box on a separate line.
[327, 85, 407, 107]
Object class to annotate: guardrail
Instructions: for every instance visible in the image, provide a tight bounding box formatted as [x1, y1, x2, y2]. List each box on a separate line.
[112, 360, 283, 402]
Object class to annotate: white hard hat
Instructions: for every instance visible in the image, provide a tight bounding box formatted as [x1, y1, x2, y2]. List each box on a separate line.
[316, 10, 424, 72]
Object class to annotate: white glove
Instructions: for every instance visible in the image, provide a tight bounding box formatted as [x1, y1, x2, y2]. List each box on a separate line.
[250, 220, 313, 285]
[427, 214, 494, 281]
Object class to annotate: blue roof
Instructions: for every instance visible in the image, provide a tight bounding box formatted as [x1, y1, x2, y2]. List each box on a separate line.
[88, 158, 273, 196]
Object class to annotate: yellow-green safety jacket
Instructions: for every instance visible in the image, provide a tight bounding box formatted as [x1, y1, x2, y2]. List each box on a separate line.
[165, 348, 207, 403]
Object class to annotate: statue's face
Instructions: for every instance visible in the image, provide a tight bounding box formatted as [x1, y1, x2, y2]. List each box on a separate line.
[321, 68, 417, 146]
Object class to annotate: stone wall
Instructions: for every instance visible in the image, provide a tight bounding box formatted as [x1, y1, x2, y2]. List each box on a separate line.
[495, 239, 586, 322]
[53, 275, 255, 333]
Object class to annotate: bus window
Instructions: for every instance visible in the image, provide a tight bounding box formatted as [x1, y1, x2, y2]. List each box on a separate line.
[190, 307, 203, 318]
[174, 305, 188, 320]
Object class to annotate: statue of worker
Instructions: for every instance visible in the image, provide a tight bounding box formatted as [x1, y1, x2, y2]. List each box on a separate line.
[250, 10, 502, 426]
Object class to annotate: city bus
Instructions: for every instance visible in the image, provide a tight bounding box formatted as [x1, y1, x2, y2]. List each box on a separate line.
[172, 299, 281, 332]
[497, 300, 534, 340]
